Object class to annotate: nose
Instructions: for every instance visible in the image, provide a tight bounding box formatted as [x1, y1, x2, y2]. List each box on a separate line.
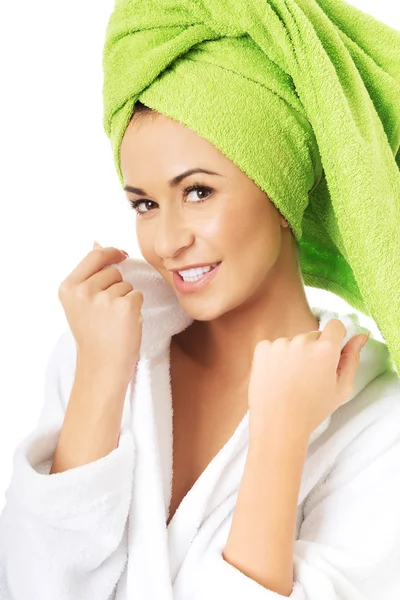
[154, 206, 194, 259]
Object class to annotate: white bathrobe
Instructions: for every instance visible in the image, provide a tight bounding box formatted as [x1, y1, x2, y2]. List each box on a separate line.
[0, 257, 399, 600]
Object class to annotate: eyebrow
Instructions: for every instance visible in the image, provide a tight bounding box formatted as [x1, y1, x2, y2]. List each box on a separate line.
[123, 168, 223, 196]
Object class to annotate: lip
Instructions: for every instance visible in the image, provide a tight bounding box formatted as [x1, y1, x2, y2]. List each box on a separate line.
[172, 262, 222, 294]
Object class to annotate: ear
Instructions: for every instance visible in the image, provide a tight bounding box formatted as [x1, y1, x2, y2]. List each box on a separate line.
[280, 217, 289, 228]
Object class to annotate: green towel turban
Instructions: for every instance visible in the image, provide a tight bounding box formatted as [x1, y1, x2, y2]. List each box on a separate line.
[102, 0, 400, 376]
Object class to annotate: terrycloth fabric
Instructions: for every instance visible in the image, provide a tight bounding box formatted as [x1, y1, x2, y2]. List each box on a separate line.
[0, 256, 400, 600]
[102, 0, 400, 377]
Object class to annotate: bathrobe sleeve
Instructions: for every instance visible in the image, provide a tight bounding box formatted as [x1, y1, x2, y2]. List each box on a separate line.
[0, 330, 135, 600]
[193, 373, 400, 600]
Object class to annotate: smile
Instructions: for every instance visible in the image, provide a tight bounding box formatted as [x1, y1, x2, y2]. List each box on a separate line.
[173, 262, 222, 294]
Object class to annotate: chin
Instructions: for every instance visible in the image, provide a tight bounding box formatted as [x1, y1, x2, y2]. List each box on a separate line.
[176, 296, 228, 322]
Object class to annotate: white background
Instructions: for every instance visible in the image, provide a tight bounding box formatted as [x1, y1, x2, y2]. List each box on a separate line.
[0, 1, 398, 509]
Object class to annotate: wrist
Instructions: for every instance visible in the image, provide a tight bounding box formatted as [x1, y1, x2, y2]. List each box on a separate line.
[75, 358, 135, 392]
[249, 413, 311, 452]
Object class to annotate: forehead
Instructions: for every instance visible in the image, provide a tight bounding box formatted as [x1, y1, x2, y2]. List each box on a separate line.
[120, 114, 232, 183]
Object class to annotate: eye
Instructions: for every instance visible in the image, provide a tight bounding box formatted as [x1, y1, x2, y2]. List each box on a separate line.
[127, 182, 213, 217]
[184, 184, 213, 203]
[127, 198, 156, 215]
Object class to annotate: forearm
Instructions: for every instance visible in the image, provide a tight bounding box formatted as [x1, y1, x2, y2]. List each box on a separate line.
[223, 422, 310, 597]
[50, 361, 130, 474]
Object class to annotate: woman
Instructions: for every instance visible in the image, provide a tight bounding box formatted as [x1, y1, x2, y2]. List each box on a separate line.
[1, 0, 400, 598]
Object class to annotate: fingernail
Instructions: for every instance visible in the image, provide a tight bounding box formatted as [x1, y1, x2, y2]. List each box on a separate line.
[361, 333, 370, 347]
[121, 250, 129, 257]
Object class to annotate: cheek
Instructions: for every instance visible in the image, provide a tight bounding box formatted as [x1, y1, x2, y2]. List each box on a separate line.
[216, 205, 266, 255]
[209, 202, 249, 238]
[221, 204, 281, 285]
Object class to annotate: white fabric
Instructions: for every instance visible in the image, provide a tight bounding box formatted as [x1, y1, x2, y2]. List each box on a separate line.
[0, 257, 399, 600]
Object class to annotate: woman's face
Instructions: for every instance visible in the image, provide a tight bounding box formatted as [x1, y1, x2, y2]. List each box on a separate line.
[120, 111, 291, 321]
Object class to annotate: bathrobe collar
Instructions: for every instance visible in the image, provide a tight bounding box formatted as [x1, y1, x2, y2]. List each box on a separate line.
[113, 256, 393, 599]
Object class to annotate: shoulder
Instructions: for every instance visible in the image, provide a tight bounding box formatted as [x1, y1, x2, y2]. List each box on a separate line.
[335, 368, 400, 466]
[339, 367, 400, 443]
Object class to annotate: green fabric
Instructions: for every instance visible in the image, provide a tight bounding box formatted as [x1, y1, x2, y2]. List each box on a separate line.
[102, 0, 400, 376]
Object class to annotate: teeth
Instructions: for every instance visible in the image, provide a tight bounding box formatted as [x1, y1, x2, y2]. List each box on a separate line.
[178, 262, 219, 281]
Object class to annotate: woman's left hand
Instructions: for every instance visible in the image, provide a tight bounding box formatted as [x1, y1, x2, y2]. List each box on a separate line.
[247, 319, 369, 442]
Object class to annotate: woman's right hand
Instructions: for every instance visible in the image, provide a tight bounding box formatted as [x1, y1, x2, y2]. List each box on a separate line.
[58, 241, 144, 385]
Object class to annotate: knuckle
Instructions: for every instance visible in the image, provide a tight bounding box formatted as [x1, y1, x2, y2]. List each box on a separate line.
[291, 335, 306, 346]
[273, 337, 288, 348]
[58, 280, 75, 300]
[254, 339, 271, 359]
[57, 282, 67, 298]
[255, 339, 269, 350]
[74, 284, 90, 301]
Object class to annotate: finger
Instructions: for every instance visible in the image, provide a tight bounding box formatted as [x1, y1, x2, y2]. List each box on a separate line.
[298, 330, 321, 340]
[104, 281, 135, 299]
[318, 318, 347, 348]
[336, 334, 365, 396]
[85, 264, 124, 293]
[126, 289, 144, 305]
[63, 247, 127, 288]
[285, 329, 321, 343]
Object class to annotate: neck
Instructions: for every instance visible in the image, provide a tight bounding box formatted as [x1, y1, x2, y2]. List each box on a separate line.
[175, 277, 320, 387]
